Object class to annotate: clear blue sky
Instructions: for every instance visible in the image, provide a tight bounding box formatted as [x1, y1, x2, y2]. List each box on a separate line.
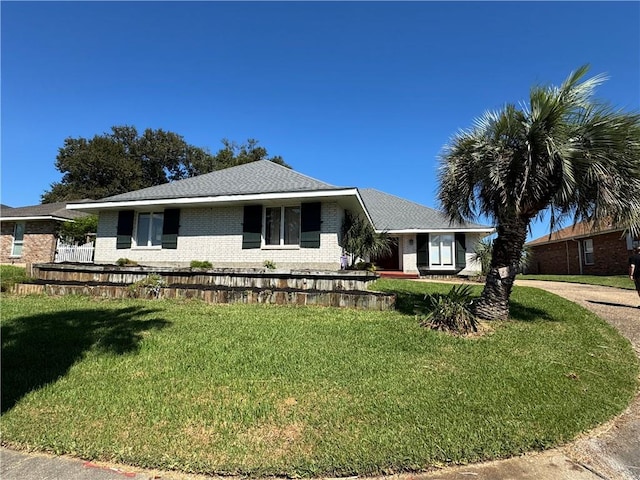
[2, 1, 638, 241]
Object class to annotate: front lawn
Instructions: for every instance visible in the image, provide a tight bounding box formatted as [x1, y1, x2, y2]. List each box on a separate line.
[1, 281, 637, 477]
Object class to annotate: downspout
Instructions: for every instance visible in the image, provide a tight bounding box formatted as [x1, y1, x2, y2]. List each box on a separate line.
[566, 241, 570, 275]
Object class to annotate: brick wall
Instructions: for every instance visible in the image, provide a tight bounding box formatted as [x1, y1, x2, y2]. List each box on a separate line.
[528, 231, 630, 275]
[1, 220, 58, 265]
[94, 202, 345, 269]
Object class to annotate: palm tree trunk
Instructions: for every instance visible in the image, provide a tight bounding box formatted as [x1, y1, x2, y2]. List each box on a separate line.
[473, 216, 529, 321]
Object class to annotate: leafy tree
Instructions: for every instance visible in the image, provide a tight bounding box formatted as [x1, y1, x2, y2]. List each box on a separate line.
[42, 127, 287, 203]
[58, 215, 99, 244]
[340, 210, 394, 268]
[438, 66, 640, 320]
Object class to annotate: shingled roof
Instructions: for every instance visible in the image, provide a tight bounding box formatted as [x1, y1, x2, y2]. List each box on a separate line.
[100, 161, 347, 202]
[0, 202, 89, 221]
[359, 188, 491, 232]
[526, 219, 623, 246]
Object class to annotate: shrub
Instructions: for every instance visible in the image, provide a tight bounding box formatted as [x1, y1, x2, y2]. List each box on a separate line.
[190, 260, 213, 269]
[417, 284, 478, 335]
[128, 274, 166, 299]
[263, 260, 277, 270]
[116, 258, 138, 267]
[354, 261, 376, 272]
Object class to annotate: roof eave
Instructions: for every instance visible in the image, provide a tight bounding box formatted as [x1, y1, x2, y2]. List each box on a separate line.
[67, 188, 362, 212]
[377, 228, 495, 235]
[0, 215, 76, 222]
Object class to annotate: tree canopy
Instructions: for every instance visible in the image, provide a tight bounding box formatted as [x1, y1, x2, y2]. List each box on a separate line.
[42, 126, 288, 203]
[438, 65, 640, 320]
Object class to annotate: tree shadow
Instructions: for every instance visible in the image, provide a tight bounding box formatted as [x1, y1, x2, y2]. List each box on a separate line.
[1, 306, 170, 414]
[509, 300, 556, 322]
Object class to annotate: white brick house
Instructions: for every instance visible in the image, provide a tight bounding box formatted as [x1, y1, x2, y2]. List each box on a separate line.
[68, 161, 493, 274]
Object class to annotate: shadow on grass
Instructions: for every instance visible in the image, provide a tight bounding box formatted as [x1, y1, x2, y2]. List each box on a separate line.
[1, 306, 169, 414]
[509, 300, 555, 322]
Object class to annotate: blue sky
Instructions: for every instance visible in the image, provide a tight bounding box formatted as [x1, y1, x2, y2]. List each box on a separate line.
[2, 1, 638, 241]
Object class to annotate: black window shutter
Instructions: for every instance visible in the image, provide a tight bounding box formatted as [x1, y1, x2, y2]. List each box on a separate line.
[416, 234, 428, 267]
[162, 209, 180, 249]
[455, 233, 466, 268]
[300, 202, 321, 248]
[242, 205, 262, 249]
[116, 210, 134, 249]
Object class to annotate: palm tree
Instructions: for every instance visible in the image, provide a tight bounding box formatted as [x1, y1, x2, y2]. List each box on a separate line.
[438, 66, 640, 320]
[341, 210, 394, 269]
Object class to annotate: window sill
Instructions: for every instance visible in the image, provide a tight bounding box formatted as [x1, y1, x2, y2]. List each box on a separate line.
[262, 245, 300, 250]
[131, 247, 162, 250]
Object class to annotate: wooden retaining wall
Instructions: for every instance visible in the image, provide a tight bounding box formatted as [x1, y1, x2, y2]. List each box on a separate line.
[33, 263, 378, 292]
[19, 263, 395, 310]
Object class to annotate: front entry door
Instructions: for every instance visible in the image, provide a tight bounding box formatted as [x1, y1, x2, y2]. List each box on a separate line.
[375, 238, 400, 270]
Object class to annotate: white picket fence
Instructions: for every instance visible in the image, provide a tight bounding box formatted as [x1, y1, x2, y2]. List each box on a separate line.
[54, 240, 95, 263]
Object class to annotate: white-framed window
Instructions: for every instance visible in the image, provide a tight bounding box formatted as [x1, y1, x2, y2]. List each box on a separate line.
[264, 206, 300, 246]
[430, 234, 454, 267]
[135, 212, 164, 247]
[11, 222, 25, 256]
[583, 238, 594, 265]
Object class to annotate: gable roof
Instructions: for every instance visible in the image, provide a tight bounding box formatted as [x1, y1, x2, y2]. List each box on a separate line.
[0, 202, 89, 222]
[359, 189, 491, 232]
[527, 219, 624, 246]
[101, 161, 347, 203]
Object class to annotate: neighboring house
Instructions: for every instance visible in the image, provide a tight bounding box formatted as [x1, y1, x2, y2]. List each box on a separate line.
[0, 202, 90, 265]
[67, 161, 493, 275]
[526, 220, 640, 276]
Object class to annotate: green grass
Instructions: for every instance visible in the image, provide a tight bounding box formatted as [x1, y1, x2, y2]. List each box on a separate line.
[518, 274, 635, 290]
[1, 281, 638, 477]
[0, 265, 29, 292]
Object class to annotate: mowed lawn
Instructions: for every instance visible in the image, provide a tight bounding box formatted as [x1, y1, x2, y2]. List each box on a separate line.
[1, 280, 638, 477]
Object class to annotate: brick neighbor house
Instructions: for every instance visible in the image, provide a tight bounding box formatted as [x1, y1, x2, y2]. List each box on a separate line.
[68, 161, 494, 275]
[526, 220, 640, 276]
[1, 202, 90, 266]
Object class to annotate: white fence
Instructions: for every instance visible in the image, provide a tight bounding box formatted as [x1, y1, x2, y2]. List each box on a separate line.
[54, 240, 95, 263]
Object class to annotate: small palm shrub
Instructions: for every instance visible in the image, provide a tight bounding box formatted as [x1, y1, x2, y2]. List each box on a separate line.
[417, 284, 478, 335]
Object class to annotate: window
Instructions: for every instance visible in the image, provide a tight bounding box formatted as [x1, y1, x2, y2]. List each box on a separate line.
[243, 203, 320, 250]
[11, 222, 25, 256]
[430, 234, 454, 267]
[135, 212, 164, 247]
[265, 206, 300, 246]
[583, 238, 594, 265]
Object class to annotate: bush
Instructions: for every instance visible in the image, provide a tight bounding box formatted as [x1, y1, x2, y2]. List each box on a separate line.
[417, 284, 478, 335]
[263, 260, 277, 270]
[354, 261, 376, 272]
[128, 274, 166, 298]
[116, 258, 138, 267]
[190, 260, 213, 269]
